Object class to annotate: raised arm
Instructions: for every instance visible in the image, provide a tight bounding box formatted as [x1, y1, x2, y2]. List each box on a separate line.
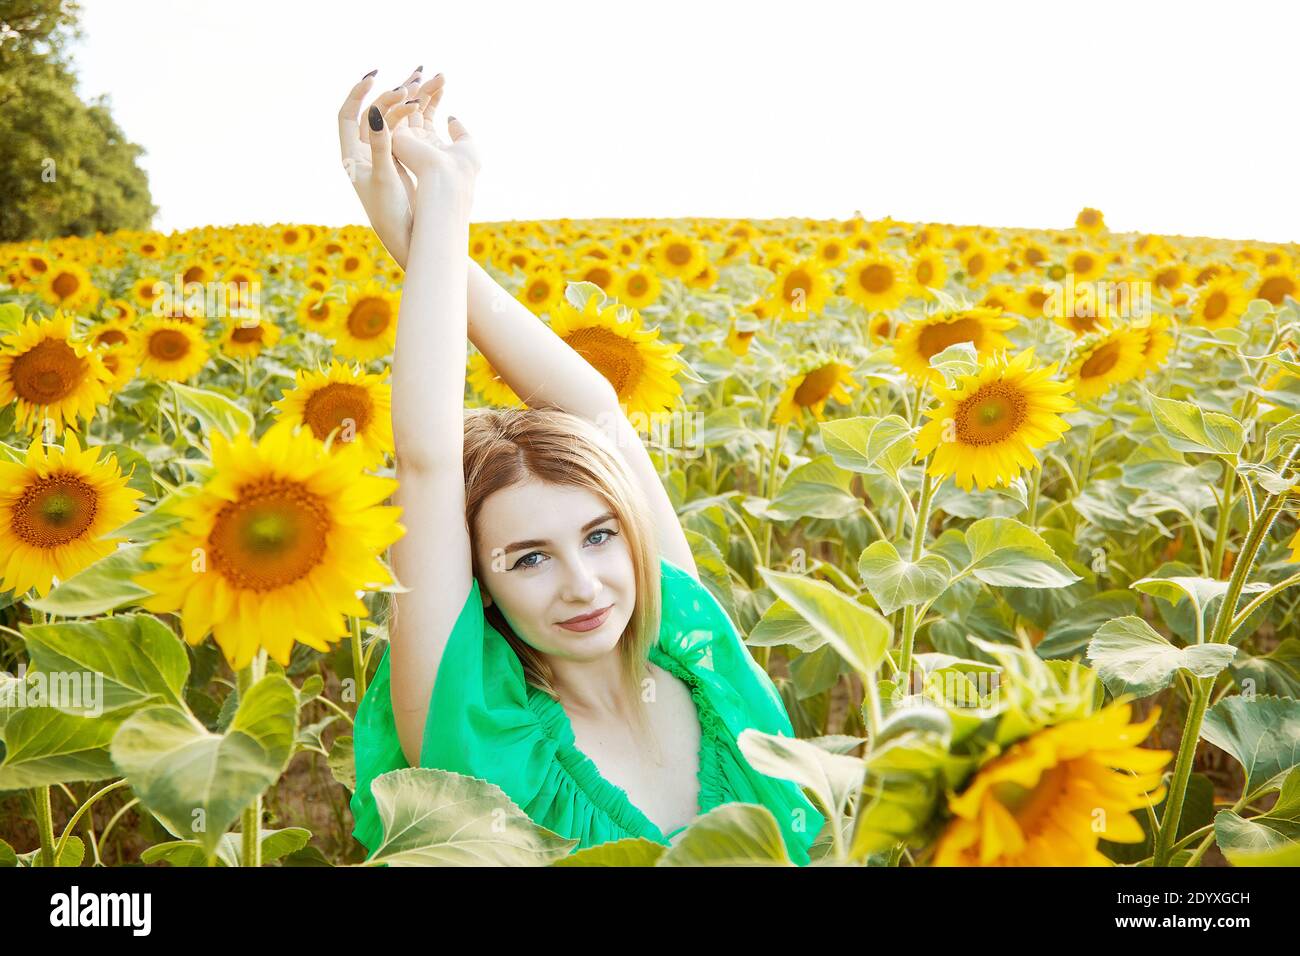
[374, 104, 482, 766]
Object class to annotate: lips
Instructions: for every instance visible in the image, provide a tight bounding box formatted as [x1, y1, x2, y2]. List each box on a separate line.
[557, 605, 613, 631]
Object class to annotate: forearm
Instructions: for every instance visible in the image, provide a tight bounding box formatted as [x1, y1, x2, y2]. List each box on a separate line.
[391, 187, 471, 469]
[465, 257, 620, 420]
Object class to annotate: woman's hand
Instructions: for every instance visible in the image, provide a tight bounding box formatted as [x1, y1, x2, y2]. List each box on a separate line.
[337, 67, 447, 267]
[386, 99, 481, 218]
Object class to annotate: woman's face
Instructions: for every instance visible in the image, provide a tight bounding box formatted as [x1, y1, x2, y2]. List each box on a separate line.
[475, 479, 635, 661]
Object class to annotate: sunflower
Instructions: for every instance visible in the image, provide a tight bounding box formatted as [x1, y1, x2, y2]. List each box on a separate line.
[909, 249, 948, 296]
[38, 260, 99, 313]
[466, 351, 525, 407]
[649, 232, 708, 280]
[296, 293, 338, 331]
[766, 257, 832, 321]
[0, 312, 113, 436]
[915, 349, 1075, 491]
[1074, 207, 1107, 234]
[1134, 314, 1174, 376]
[517, 269, 565, 316]
[725, 319, 757, 357]
[1190, 276, 1249, 329]
[1065, 325, 1148, 401]
[615, 265, 662, 310]
[270, 360, 393, 466]
[931, 701, 1171, 866]
[815, 236, 849, 268]
[1066, 248, 1105, 282]
[137, 316, 210, 382]
[773, 356, 858, 426]
[133, 426, 404, 670]
[0, 431, 144, 597]
[844, 254, 910, 312]
[332, 282, 399, 361]
[131, 276, 166, 309]
[960, 245, 998, 286]
[892, 308, 1018, 383]
[99, 298, 137, 323]
[548, 295, 683, 418]
[685, 260, 719, 291]
[219, 315, 282, 360]
[1253, 267, 1297, 307]
[335, 249, 373, 284]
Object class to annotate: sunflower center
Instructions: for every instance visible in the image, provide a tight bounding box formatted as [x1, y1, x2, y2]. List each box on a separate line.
[52, 272, 81, 298]
[344, 256, 360, 272]
[347, 297, 392, 338]
[96, 329, 128, 347]
[858, 264, 893, 295]
[1258, 275, 1296, 306]
[666, 243, 691, 266]
[793, 364, 839, 406]
[303, 382, 375, 442]
[783, 270, 812, 302]
[148, 329, 191, 361]
[14, 475, 98, 547]
[627, 274, 648, 296]
[526, 280, 552, 304]
[208, 481, 331, 591]
[967, 254, 986, 275]
[231, 325, 264, 344]
[955, 382, 1027, 446]
[1202, 291, 1228, 321]
[563, 327, 643, 394]
[11, 339, 87, 405]
[1080, 341, 1121, 379]
[915, 260, 934, 285]
[917, 317, 983, 361]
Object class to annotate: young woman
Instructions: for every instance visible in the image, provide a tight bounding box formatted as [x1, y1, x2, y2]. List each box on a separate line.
[339, 66, 824, 864]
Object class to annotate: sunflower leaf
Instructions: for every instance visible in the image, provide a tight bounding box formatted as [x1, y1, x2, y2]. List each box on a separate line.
[1141, 387, 1244, 458]
[856, 540, 951, 616]
[1087, 616, 1237, 698]
[962, 517, 1081, 588]
[1200, 695, 1300, 793]
[758, 567, 890, 678]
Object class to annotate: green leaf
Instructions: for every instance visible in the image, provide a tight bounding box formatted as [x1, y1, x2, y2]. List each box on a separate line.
[856, 540, 951, 616]
[928, 341, 979, 387]
[25, 543, 156, 617]
[1142, 388, 1244, 457]
[962, 518, 1081, 588]
[0, 702, 120, 790]
[110, 673, 298, 854]
[1087, 616, 1237, 698]
[1231, 638, 1300, 698]
[1200, 695, 1300, 793]
[765, 456, 861, 520]
[1036, 590, 1140, 659]
[758, 568, 891, 678]
[1213, 770, 1300, 866]
[1263, 412, 1300, 465]
[564, 279, 607, 312]
[657, 803, 794, 866]
[736, 728, 864, 821]
[141, 827, 312, 867]
[819, 416, 914, 475]
[21, 612, 189, 715]
[169, 381, 255, 441]
[367, 767, 576, 866]
[551, 838, 667, 867]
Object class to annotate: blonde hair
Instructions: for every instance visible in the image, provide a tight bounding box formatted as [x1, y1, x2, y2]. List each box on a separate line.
[461, 403, 662, 746]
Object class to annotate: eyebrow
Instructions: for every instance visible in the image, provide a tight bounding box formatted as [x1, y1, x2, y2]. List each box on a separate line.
[502, 512, 618, 555]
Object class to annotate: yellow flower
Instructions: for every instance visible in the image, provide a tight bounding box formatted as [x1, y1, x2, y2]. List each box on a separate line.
[133, 425, 404, 670]
[844, 254, 909, 312]
[219, 315, 282, 360]
[725, 320, 757, 357]
[548, 294, 684, 418]
[915, 349, 1074, 491]
[932, 701, 1172, 866]
[767, 257, 832, 320]
[615, 265, 662, 310]
[517, 269, 565, 316]
[1066, 248, 1106, 282]
[1190, 276, 1249, 329]
[960, 245, 998, 286]
[1065, 325, 1149, 401]
[1074, 207, 1106, 233]
[909, 249, 948, 296]
[0, 311, 113, 436]
[0, 431, 143, 597]
[466, 351, 525, 407]
[892, 307, 1017, 383]
[270, 360, 394, 467]
[137, 316, 209, 382]
[1134, 314, 1174, 377]
[39, 260, 100, 313]
[332, 282, 399, 361]
[1253, 267, 1297, 307]
[649, 231, 707, 280]
[773, 357, 858, 426]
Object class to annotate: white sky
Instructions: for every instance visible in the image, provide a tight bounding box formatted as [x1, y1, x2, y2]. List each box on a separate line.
[72, 0, 1299, 243]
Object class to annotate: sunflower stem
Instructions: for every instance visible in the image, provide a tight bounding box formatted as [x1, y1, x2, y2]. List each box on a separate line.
[762, 422, 789, 567]
[898, 467, 936, 685]
[1026, 454, 1044, 528]
[1209, 465, 1237, 580]
[32, 784, 57, 867]
[350, 616, 367, 702]
[237, 662, 263, 867]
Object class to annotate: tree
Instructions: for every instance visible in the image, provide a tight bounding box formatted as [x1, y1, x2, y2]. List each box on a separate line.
[0, 0, 156, 241]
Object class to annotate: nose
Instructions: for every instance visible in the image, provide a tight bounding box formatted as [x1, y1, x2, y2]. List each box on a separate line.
[560, 553, 603, 605]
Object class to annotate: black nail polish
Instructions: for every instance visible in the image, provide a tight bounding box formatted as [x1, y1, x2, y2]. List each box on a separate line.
[405, 99, 418, 105]
[368, 106, 383, 131]
[363, 69, 378, 79]
[414, 64, 423, 74]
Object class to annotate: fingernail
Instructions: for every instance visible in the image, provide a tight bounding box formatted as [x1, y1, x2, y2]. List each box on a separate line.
[368, 106, 383, 131]
[405, 99, 418, 105]
[414, 64, 423, 74]
[363, 69, 378, 79]
[433, 72, 443, 81]
[448, 115, 457, 123]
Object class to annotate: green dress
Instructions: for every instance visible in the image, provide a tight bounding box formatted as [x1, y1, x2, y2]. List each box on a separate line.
[350, 555, 825, 864]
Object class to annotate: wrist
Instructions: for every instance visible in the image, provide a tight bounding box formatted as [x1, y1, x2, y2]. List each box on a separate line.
[414, 181, 474, 221]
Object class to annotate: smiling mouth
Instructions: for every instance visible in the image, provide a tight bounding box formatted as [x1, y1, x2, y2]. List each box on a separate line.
[557, 605, 613, 630]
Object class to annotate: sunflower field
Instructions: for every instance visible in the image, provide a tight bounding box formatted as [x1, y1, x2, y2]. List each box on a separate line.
[1, 209, 1298, 868]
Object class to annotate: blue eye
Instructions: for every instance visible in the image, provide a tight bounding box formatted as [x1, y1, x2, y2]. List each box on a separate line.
[509, 529, 618, 571]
